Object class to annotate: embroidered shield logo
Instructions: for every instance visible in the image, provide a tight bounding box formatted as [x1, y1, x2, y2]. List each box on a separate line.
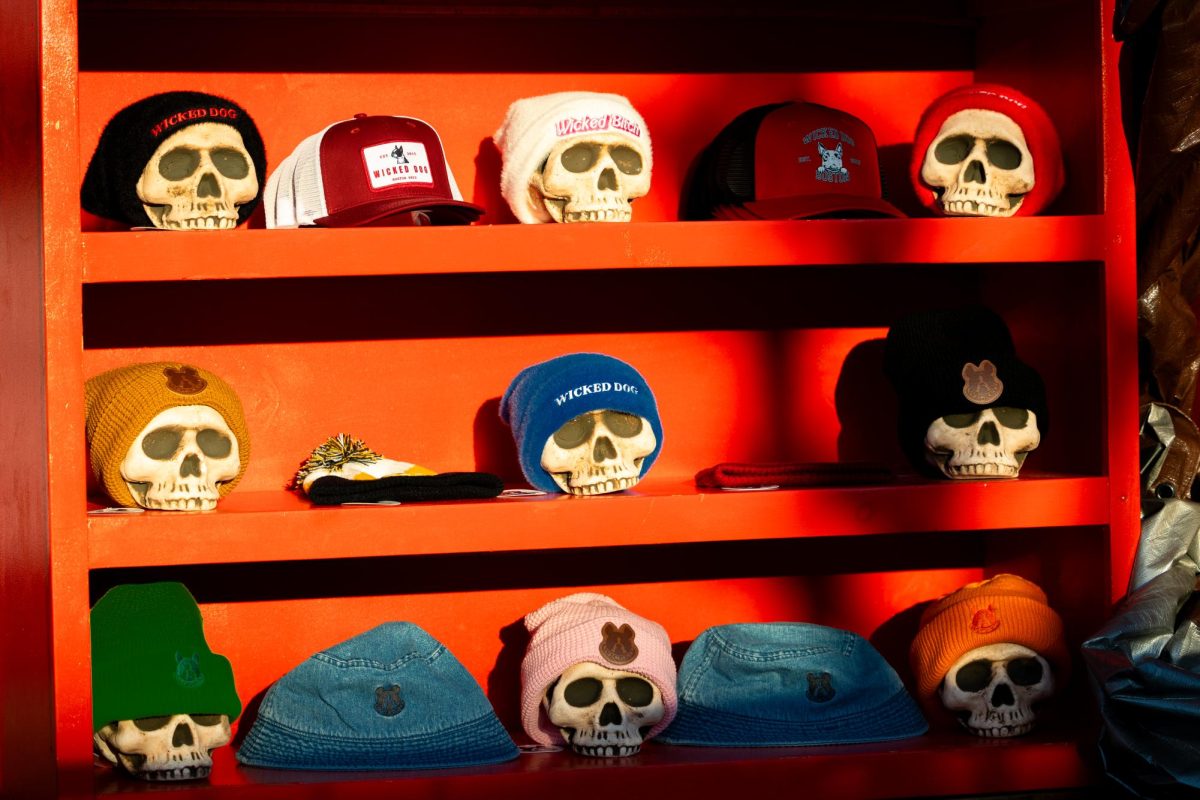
[598, 622, 638, 665]
[806, 671, 836, 703]
[374, 684, 405, 717]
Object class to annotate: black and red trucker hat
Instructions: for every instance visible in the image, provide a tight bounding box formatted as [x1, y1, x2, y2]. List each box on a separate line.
[687, 101, 903, 221]
[265, 113, 483, 228]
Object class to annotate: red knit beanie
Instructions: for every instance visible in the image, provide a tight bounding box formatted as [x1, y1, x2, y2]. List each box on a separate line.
[910, 83, 1064, 217]
[909, 574, 1069, 705]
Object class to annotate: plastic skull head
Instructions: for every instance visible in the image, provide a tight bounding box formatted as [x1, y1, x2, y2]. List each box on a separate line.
[940, 643, 1053, 738]
[920, 109, 1034, 217]
[136, 122, 258, 230]
[533, 133, 650, 222]
[540, 409, 656, 495]
[543, 661, 664, 757]
[925, 407, 1040, 479]
[94, 713, 231, 780]
[120, 405, 241, 510]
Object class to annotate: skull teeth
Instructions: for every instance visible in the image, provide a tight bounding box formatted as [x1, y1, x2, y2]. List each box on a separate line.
[945, 462, 1019, 478]
[564, 208, 633, 222]
[563, 476, 639, 496]
[161, 216, 238, 231]
[142, 765, 211, 781]
[571, 744, 639, 758]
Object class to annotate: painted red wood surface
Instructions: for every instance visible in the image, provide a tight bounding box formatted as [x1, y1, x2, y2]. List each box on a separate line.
[0, 0, 1140, 797]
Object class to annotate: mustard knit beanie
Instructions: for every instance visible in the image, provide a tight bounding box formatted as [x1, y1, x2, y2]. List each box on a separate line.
[909, 574, 1068, 704]
[84, 363, 250, 507]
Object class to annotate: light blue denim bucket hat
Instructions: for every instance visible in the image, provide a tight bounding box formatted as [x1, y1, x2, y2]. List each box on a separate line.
[236, 622, 518, 770]
[657, 622, 927, 747]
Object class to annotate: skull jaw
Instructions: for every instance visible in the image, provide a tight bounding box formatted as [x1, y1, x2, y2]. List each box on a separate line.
[541, 195, 633, 223]
[923, 448, 1029, 479]
[142, 202, 240, 231]
[125, 481, 222, 511]
[547, 469, 643, 496]
[956, 710, 1037, 739]
[557, 727, 645, 758]
[94, 728, 218, 781]
[935, 188, 1026, 218]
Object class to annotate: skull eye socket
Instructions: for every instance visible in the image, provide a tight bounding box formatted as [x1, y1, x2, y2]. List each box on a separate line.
[133, 716, 173, 732]
[601, 411, 643, 438]
[553, 413, 596, 449]
[560, 143, 600, 174]
[142, 427, 182, 459]
[1006, 656, 1044, 686]
[934, 135, 973, 165]
[954, 659, 993, 692]
[610, 145, 643, 175]
[190, 714, 225, 726]
[941, 412, 981, 429]
[563, 677, 603, 707]
[986, 139, 1023, 170]
[211, 147, 250, 180]
[991, 407, 1029, 429]
[197, 428, 233, 458]
[158, 148, 201, 181]
[616, 677, 654, 707]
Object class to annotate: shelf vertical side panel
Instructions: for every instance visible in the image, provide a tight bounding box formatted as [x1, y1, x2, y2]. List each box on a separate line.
[1100, 0, 1140, 604]
[0, 1, 60, 796]
[41, 0, 94, 791]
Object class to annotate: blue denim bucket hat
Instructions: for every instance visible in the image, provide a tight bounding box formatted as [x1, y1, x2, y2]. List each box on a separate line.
[657, 622, 927, 747]
[236, 622, 518, 770]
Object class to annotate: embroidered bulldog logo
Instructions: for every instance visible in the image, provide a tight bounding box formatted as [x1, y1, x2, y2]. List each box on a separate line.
[598, 622, 638, 665]
[806, 671, 835, 703]
[961, 360, 1003, 405]
[163, 365, 207, 395]
[374, 684, 405, 717]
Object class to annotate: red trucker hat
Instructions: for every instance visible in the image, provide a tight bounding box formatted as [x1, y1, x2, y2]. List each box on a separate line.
[265, 113, 484, 228]
[687, 101, 903, 221]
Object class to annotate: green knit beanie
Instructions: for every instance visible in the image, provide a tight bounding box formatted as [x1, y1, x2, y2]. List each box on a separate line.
[91, 582, 241, 732]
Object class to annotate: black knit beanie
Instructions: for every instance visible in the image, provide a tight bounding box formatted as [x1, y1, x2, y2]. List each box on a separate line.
[882, 306, 1048, 474]
[81, 91, 267, 228]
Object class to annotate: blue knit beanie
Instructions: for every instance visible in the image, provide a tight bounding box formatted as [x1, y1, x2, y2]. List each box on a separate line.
[499, 353, 663, 493]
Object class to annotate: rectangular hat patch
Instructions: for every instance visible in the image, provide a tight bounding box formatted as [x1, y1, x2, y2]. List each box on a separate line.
[362, 141, 435, 190]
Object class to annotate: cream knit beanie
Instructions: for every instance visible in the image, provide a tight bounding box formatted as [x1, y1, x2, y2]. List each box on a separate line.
[493, 91, 652, 224]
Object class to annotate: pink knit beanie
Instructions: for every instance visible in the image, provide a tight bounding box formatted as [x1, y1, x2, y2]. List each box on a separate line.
[520, 593, 678, 745]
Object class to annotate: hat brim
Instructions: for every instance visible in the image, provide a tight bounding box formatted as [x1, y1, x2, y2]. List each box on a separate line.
[655, 686, 927, 747]
[236, 709, 519, 771]
[721, 193, 905, 221]
[315, 197, 485, 228]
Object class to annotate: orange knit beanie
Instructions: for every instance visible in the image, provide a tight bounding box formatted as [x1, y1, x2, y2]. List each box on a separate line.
[84, 362, 250, 507]
[909, 574, 1068, 703]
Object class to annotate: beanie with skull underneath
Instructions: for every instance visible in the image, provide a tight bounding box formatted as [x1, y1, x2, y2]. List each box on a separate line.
[909, 574, 1069, 708]
[498, 352, 663, 493]
[520, 592, 678, 745]
[92, 581, 241, 732]
[493, 91, 653, 224]
[909, 83, 1064, 217]
[882, 306, 1047, 476]
[84, 362, 251, 507]
[81, 91, 267, 228]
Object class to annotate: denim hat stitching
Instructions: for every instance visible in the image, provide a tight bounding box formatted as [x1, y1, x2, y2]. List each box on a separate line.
[311, 643, 443, 671]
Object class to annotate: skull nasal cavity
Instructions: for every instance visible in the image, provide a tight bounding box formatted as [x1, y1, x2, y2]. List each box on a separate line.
[991, 682, 1015, 708]
[598, 167, 617, 191]
[600, 702, 622, 726]
[197, 172, 221, 198]
[180, 453, 202, 477]
[976, 421, 1000, 446]
[172, 722, 194, 747]
[964, 160, 986, 184]
[593, 436, 618, 462]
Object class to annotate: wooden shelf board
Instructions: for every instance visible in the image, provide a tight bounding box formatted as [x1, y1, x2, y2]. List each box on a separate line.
[87, 475, 1109, 569]
[88, 727, 1096, 798]
[80, 217, 1107, 284]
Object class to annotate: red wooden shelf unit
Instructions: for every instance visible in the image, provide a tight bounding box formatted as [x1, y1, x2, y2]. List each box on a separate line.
[0, 0, 1138, 798]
